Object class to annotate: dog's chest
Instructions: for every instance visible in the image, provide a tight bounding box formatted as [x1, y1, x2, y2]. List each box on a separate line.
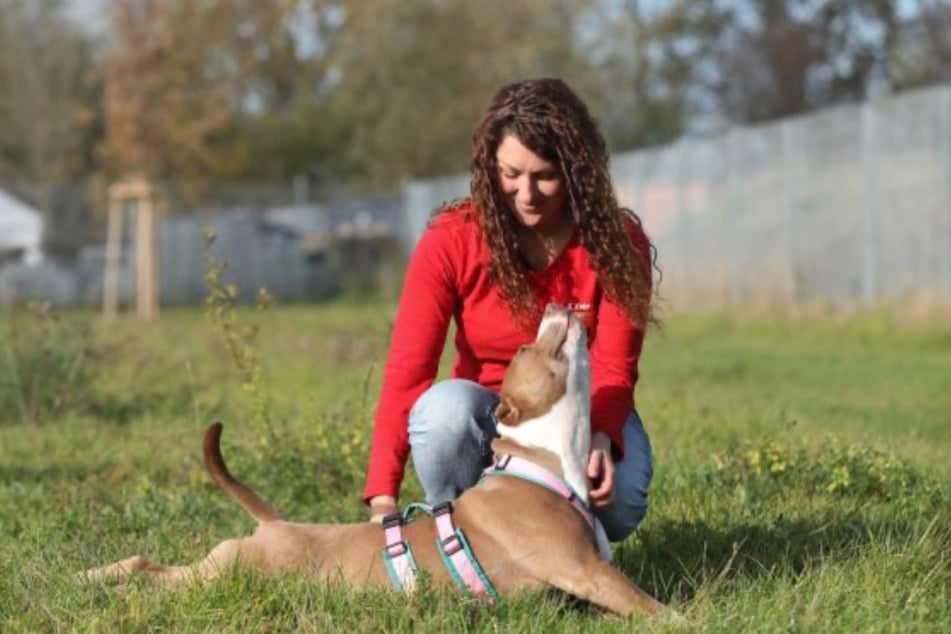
[497, 397, 590, 501]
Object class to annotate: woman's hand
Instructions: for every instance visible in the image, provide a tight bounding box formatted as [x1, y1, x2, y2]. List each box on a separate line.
[368, 495, 399, 523]
[587, 432, 616, 510]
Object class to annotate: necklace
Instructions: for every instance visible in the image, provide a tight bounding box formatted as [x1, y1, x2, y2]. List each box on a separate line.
[517, 218, 576, 271]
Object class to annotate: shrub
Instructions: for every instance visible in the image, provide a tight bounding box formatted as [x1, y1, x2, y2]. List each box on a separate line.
[0, 303, 97, 425]
[709, 438, 941, 505]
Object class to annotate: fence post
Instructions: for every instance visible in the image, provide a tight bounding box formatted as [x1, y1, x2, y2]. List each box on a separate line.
[103, 179, 159, 320]
[674, 140, 687, 307]
[725, 128, 740, 304]
[943, 87, 951, 301]
[781, 120, 797, 307]
[861, 103, 880, 304]
[135, 190, 158, 319]
[102, 196, 124, 320]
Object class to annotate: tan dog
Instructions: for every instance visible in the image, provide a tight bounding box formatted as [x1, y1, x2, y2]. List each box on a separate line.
[81, 305, 665, 618]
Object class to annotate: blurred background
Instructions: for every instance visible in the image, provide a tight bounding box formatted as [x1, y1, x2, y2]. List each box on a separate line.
[1, 0, 950, 312]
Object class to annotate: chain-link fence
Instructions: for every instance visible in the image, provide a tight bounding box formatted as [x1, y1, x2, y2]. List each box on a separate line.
[404, 84, 951, 311]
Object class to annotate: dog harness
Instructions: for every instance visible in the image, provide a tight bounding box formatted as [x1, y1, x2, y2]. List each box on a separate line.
[381, 501, 499, 603]
[480, 454, 595, 531]
[380, 454, 595, 603]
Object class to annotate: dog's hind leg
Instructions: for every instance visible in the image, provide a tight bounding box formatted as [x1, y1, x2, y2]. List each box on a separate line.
[81, 555, 159, 584]
[80, 538, 245, 587]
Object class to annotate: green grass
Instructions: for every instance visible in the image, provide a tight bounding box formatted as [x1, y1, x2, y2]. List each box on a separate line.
[1, 300, 949, 632]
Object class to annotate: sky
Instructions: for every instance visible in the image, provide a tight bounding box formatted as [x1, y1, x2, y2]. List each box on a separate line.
[65, 0, 108, 34]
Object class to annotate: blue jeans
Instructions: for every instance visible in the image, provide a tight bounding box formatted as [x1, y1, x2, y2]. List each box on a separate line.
[407, 378, 653, 542]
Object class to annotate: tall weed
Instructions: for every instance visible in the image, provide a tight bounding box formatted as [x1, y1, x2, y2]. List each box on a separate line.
[202, 226, 273, 429]
[0, 303, 97, 425]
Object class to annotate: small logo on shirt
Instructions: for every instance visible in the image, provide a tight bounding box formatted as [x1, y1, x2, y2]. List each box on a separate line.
[566, 302, 594, 329]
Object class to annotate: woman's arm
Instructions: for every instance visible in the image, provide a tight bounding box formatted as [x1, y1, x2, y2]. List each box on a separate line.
[585, 219, 652, 511]
[362, 223, 458, 510]
[588, 220, 652, 460]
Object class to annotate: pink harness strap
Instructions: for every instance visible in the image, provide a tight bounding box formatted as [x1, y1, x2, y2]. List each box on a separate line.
[381, 513, 417, 591]
[484, 454, 596, 531]
[432, 502, 497, 604]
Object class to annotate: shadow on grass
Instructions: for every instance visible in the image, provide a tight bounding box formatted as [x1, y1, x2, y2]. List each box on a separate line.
[619, 513, 933, 604]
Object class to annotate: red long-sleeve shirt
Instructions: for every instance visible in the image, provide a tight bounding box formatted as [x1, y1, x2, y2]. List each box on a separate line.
[363, 201, 650, 502]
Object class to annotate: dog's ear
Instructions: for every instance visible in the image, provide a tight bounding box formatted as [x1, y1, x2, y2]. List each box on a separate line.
[494, 397, 521, 426]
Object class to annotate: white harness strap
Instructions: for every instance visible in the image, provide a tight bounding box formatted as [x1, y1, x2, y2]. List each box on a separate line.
[381, 513, 418, 592]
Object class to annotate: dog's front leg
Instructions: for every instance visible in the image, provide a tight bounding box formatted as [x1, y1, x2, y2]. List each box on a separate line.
[547, 558, 665, 618]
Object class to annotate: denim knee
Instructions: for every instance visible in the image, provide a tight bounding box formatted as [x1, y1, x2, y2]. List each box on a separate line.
[408, 379, 497, 444]
[408, 379, 498, 504]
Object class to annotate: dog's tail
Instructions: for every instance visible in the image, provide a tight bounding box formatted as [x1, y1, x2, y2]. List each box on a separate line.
[203, 422, 283, 523]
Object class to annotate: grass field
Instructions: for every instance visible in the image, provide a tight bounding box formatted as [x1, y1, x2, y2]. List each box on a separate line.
[1, 299, 949, 632]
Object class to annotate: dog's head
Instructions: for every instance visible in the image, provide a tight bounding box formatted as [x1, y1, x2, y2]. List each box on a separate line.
[494, 304, 589, 427]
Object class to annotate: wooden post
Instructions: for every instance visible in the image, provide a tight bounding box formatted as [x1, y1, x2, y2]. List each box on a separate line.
[135, 191, 158, 318]
[102, 195, 124, 320]
[103, 179, 159, 320]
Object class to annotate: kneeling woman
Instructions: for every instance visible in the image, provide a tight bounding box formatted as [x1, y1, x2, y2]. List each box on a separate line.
[362, 77, 658, 543]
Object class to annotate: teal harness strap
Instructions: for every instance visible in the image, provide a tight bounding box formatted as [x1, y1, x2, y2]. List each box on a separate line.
[382, 541, 419, 590]
[432, 501, 501, 604]
[402, 502, 434, 521]
[436, 526, 501, 604]
[380, 510, 422, 593]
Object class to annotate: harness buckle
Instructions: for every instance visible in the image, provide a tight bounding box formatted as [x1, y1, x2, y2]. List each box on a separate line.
[432, 501, 453, 517]
[441, 533, 463, 556]
[386, 540, 408, 557]
[382, 512, 403, 529]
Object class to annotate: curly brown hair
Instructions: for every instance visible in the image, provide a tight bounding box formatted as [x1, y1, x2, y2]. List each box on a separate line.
[461, 77, 657, 329]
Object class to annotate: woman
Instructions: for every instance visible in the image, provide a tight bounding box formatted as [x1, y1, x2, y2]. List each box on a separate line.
[363, 78, 657, 542]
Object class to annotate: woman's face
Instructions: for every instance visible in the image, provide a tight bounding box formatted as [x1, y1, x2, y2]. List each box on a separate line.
[495, 133, 568, 232]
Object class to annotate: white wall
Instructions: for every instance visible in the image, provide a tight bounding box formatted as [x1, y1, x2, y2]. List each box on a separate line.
[0, 188, 43, 265]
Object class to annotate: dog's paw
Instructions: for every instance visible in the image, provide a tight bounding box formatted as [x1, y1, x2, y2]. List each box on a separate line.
[653, 606, 690, 627]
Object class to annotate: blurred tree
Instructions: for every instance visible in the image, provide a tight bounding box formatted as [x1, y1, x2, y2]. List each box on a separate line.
[95, 1, 714, 190]
[100, 0, 233, 184]
[0, 0, 100, 183]
[93, 0, 951, 193]
[712, 1, 821, 122]
[100, 0, 342, 191]
[325, 0, 608, 187]
[683, 0, 951, 126]
[888, 0, 951, 89]
[0, 0, 102, 257]
[580, 0, 725, 150]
